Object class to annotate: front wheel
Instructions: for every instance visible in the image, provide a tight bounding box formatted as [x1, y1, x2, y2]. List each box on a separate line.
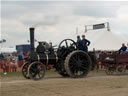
[21, 62, 30, 79]
[28, 61, 46, 80]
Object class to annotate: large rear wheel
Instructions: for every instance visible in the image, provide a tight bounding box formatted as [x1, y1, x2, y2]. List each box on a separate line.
[64, 50, 92, 78]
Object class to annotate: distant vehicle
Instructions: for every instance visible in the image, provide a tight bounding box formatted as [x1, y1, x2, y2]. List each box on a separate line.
[16, 44, 30, 55]
[0, 54, 5, 61]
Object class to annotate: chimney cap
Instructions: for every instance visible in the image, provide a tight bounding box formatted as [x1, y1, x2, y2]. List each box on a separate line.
[30, 27, 35, 30]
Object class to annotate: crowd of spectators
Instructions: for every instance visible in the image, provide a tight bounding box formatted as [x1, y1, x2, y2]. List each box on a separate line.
[0, 52, 25, 74]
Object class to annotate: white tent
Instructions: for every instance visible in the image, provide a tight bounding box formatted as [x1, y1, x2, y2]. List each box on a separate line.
[1, 47, 16, 53]
[85, 31, 128, 51]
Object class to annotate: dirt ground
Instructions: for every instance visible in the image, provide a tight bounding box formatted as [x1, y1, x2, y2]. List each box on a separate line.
[0, 72, 128, 96]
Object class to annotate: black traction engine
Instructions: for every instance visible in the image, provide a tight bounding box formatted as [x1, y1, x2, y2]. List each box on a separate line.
[22, 27, 92, 80]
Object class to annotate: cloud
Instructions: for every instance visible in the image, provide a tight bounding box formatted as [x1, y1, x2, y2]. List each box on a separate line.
[30, 15, 60, 27]
[1, 19, 29, 46]
[1, 1, 128, 48]
[74, 6, 119, 18]
[108, 5, 128, 37]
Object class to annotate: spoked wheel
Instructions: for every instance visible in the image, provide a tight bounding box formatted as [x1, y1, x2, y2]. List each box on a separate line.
[58, 39, 77, 49]
[105, 67, 116, 75]
[21, 62, 30, 79]
[64, 50, 92, 78]
[28, 61, 46, 80]
[117, 66, 126, 74]
[57, 39, 77, 56]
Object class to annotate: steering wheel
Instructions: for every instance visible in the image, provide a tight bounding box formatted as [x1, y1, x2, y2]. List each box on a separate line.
[58, 39, 78, 49]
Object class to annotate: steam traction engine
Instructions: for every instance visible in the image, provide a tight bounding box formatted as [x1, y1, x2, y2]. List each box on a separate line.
[22, 28, 92, 80]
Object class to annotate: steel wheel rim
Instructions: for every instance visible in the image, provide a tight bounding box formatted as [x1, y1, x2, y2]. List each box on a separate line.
[28, 62, 46, 80]
[22, 63, 30, 79]
[64, 50, 91, 78]
[69, 52, 90, 77]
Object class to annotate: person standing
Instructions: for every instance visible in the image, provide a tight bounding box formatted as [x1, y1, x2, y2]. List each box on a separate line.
[2, 63, 7, 74]
[6, 54, 11, 72]
[81, 35, 91, 53]
[10, 59, 17, 72]
[76, 35, 82, 50]
[125, 43, 128, 54]
[0, 54, 7, 74]
[18, 52, 24, 68]
[119, 43, 127, 54]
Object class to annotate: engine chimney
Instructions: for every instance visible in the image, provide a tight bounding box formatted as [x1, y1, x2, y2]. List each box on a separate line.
[30, 27, 35, 52]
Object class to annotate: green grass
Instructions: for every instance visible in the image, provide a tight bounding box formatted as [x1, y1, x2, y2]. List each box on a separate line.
[0, 69, 112, 78]
[46, 71, 58, 75]
[0, 71, 58, 77]
[0, 72, 22, 77]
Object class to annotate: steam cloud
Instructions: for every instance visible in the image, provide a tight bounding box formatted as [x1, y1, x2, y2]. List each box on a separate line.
[32, 16, 59, 28]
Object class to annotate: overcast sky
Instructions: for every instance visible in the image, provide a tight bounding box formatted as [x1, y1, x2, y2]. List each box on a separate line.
[1, 0, 128, 47]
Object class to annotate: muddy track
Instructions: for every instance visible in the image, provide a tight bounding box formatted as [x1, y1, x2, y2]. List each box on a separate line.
[1, 75, 127, 84]
[1, 75, 128, 96]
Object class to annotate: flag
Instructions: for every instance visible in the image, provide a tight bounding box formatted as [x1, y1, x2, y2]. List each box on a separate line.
[27, 39, 38, 42]
[34, 39, 38, 42]
[0, 39, 6, 43]
[2, 39, 6, 42]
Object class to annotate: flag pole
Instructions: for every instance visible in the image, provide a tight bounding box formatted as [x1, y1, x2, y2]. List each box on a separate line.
[107, 22, 110, 32]
[85, 25, 87, 33]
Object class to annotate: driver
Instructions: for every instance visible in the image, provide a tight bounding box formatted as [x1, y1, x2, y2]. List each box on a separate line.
[126, 43, 128, 54]
[81, 35, 91, 53]
[77, 35, 82, 50]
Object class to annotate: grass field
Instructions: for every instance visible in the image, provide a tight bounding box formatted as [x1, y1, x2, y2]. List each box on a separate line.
[0, 71, 57, 77]
[0, 69, 127, 78]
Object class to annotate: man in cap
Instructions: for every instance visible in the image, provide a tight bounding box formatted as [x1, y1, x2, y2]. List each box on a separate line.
[126, 43, 128, 54]
[77, 35, 82, 50]
[81, 34, 91, 53]
[119, 43, 127, 54]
